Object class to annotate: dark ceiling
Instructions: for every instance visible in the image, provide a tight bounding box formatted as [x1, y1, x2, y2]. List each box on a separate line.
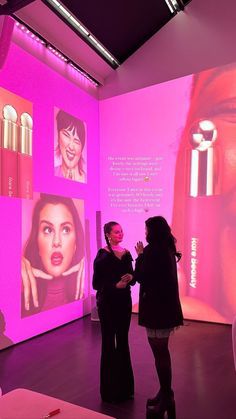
[48, 0, 179, 64]
[0, 0, 192, 83]
[43, 0, 192, 65]
[1, 0, 192, 63]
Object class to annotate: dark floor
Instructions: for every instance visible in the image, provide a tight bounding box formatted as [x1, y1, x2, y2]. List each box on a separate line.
[0, 315, 235, 419]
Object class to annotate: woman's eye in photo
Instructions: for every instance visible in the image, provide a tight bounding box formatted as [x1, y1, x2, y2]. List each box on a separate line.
[74, 138, 81, 145]
[61, 129, 71, 138]
[43, 226, 53, 235]
[62, 225, 71, 234]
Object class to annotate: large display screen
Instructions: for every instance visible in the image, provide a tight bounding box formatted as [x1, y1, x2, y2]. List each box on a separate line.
[0, 36, 99, 350]
[1, 28, 235, 354]
[21, 193, 85, 317]
[100, 62, 236, 325]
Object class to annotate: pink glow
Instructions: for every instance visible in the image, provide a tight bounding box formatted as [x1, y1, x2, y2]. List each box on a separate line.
[13, 19, 98, 95]
[99, 75, 192, 306]
[0, 16, 14, 69]
[100, 63, 236, 325]
[0, 38, 99, 348]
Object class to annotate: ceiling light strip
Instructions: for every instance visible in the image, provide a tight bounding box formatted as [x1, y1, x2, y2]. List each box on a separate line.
[14, 17, 99, 87]
[165, 0, 175, 13]
[164, 0, 185, 13]
[46, 0, 119, 67]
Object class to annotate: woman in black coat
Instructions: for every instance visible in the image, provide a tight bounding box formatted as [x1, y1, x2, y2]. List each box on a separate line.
[93, 221, 135, 403]
[135, 216, 183, 419]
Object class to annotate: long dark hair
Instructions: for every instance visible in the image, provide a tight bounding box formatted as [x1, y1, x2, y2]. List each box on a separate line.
[145, 216, 181, 261]
[103, 221, 119, 255]
[24, 193, 84, 271]
[55, 109, 86, 176]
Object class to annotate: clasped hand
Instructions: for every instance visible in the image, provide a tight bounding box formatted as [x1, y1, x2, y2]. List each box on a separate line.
[116, 273, 133, 289]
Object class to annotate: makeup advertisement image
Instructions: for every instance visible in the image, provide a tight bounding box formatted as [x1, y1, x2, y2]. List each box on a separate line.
[54, 108, 87, 183]
[172, 63, 236, 324]
[100, 62, 236, 325]
[21, 193, 85, 317]
[0, 32, 99, 351]
[0, 86, 33, 199]
[0, 7, 236, 419]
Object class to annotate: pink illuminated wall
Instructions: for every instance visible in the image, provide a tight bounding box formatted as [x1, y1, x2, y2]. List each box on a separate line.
[99, 76, 191, 314]
[98, 0, 236, 326]
[2, 0, 236, 351]
[0, 21, 99, 349]
[100, 63, 236, 325]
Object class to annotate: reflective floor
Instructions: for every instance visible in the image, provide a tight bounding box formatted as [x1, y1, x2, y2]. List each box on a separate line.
[0, 315, 235, 419]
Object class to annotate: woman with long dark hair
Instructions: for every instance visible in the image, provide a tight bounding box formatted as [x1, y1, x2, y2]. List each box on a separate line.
[93, 221, 135, 403]
[21, 193, 85, 316]
[135, 216, 183, 419]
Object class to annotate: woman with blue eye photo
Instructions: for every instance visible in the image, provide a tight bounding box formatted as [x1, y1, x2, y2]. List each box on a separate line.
[21, 193, 85, 317]
[54, 109, 86, 183]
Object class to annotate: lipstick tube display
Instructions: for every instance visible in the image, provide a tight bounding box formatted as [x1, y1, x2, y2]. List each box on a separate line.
[1, 104, 18, 197]
[18, 112, 33, 199]
[184, 120, 222, 306]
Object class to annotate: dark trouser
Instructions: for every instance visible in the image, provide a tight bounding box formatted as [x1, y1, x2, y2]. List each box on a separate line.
[98, 298, 134, 401]
[148, 336, 172, 395]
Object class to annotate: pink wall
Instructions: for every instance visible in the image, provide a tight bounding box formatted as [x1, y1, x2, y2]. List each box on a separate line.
[99, 74, 192, 307]
[99, 1, 236, 324]
[1, 0, 236, 346]
[0, 30, 100, 346]
[99, 0, 236, 99]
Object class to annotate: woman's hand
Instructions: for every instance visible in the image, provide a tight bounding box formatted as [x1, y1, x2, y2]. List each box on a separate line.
[135, 241, 144, 255]
[21, 257, 52, 311]
[121, 273, 133, 284]
[116, 273, 133, 289]
[116, 280, 128, 289]
[62, 257, 85, 300]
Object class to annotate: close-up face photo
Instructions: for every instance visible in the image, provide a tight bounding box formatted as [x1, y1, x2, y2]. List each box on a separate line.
[21, 193, 85, 318]
[37, 203, 76, 277]
[59, 126, 83, 170]
[189, 68, 236, 302]
[54, 108, 86, 182]
[172, 63, 236, 321]
[187, 67, 236, 198]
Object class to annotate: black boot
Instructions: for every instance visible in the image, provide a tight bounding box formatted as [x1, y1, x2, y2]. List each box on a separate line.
[146, 390, 176, 419]
[146, 388, 174, 407]
[146, 389, 161, 407]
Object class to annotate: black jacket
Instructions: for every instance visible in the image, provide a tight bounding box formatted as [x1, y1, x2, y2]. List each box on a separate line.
[134, 244, 183, 329]
[93, 249, 135, 305]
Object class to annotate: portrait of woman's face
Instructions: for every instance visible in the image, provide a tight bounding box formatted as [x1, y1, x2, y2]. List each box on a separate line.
[188, 67, 236, 312]
[188, 67, 236, 200]
[59, 126, 83, 170]
[173, 63, 236, 320]
[54, 108, 86, 183]
[38, 203, 76, 277]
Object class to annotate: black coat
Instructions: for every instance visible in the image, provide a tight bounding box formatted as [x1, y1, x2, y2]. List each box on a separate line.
[134, 244, 183, 329]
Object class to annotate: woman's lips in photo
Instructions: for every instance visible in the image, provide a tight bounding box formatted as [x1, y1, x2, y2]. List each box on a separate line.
[66, 149, 75, 161]
[51, 252, 63, 266]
